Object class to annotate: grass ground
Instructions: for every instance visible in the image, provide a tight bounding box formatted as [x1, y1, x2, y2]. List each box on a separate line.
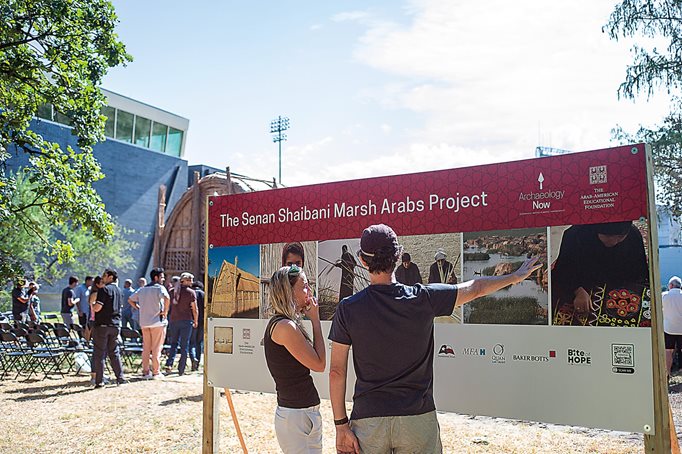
[2, 369, 677, 453]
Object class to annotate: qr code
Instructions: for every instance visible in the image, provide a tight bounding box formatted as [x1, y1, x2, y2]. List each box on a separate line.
[589, 166, 607, 184]
[611, 344, 634, 367]
[243, 328, 251, 340]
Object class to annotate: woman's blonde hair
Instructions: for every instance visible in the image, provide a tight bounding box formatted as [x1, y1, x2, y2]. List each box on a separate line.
[268, 265, 310, 341]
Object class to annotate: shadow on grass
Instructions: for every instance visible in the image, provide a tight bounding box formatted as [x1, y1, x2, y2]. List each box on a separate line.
[159, 394, 203, 406]
[3, 377, 92, 395]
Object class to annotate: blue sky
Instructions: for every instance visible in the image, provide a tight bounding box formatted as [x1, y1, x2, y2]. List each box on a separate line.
[208, 245, 260, 278]
[105, 1, 669, 187]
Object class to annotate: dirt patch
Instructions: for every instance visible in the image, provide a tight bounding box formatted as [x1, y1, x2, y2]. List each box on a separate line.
[2, 370, 676, 453]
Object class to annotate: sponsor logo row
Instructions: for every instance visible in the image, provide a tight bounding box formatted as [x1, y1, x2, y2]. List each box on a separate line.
[437, 343, 635, 374]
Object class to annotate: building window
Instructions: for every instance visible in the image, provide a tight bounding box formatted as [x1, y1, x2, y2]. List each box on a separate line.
[102, 105, 116, 138]
[37, 103, 53, 121]
[150, 121, 168, 152]
[167, 127, 183, 157]
[116, 110, 134, 143]
[54, 110, 73, 126]
[134, 115, 151, 148]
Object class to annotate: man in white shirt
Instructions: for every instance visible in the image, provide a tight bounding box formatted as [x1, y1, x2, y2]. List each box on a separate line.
[663, 276, 682, 377]
[129, 268, 170, 379]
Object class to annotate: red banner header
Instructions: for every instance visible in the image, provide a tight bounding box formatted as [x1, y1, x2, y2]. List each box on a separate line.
[208, 144, 648, 247]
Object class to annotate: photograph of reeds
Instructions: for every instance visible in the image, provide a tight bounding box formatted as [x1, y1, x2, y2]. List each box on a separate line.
[462, 228, 548, 325]
[399, 232, 463, 323]
[317, 239, 370, 320]
[259, 241, 318, 319]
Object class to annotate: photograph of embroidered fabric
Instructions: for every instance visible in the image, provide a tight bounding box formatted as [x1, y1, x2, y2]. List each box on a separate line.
[553, 285, 651, 327]
[550, 221, 651, 327]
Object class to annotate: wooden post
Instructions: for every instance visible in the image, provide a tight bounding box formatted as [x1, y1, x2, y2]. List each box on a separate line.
[153, 184, 167, 268]
[202, 193, 221, 453]
[190, 171, 201, 278]
[643, 144, 674, 452]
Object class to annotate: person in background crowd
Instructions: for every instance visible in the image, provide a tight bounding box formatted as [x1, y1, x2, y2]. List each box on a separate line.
[11, 279, 29, 323]
[164, 272, 198, 376]
[282, 242, 305, 267]
[395, 252, 423, 286]
[27, 282, 41, 323]
[133, 277, 147, 330]
[129, 268, 169, 379]
[663, 276, 682, 378]
[120, 279, 137, 331]
[428, 248, 457, 284]
[87, 276, 105, 385]
[60, 276, 80, 326]
[329, 224, 540, 453]
[265, 265, 325, 453]
[92, 269, 126, 388]
[189, 280, 205, 371]
[74, 276, 93, 327]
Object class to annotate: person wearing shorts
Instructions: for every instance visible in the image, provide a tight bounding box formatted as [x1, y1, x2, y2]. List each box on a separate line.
[329, 224, 541, 453]
[663, 276, 682, 377]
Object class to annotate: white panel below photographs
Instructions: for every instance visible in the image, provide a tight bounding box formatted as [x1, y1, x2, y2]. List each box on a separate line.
[433, 324, 654, 434]
[207, 318, 654, 435]
[207, 318, 356, 400]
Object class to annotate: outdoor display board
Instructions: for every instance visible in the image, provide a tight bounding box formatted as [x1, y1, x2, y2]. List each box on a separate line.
[205, 144, 658, 434]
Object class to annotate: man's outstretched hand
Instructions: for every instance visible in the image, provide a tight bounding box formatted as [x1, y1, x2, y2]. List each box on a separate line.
[512, 256, 543, 284]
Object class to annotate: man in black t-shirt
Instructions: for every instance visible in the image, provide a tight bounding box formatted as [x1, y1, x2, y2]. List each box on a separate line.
[60, 276, 80, 326]
[11, 279, 29, 322]
[329, 224, 541, 453]
[91, 269, 125, 387]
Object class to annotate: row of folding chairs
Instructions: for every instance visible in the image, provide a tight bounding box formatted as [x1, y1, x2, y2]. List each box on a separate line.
[0, 322, 174, 380]
[0, 328, 77, 380]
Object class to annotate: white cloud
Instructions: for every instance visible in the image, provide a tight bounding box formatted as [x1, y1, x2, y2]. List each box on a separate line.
[332, 11, 371, 23]
[309, 24, 323, 31]
[321, 0, 670, 180]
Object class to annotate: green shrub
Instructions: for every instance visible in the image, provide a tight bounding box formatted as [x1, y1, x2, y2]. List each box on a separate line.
[467, 295, 542, 325]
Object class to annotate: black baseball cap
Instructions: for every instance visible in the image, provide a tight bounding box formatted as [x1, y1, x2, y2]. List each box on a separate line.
[359, 224, 399, 257]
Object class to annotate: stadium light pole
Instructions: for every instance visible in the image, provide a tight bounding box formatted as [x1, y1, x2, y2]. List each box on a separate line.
[270, 116, 290, 186]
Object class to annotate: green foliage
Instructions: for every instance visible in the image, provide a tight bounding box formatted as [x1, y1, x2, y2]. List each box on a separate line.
[2, 173, 139, 286]
[0, 0, 132, 281]
[605, 0, 682, 217]
[0, 289, 9, 312]
[467, 296, 543, 325]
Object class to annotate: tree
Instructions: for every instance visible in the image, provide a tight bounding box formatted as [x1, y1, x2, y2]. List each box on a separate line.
[3, 173, 138, 289]
[605, 0, 682, 217]
[0, 0, 132, 281]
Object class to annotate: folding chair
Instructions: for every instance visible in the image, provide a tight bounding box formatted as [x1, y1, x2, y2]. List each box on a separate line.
[52, 327, 80, 372]
[119, 327, 143, 373]
[24, 333, 65, 380]
[0, 331, 31, 380]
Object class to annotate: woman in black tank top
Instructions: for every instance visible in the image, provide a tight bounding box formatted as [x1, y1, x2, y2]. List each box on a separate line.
[264, 265, 326, 453]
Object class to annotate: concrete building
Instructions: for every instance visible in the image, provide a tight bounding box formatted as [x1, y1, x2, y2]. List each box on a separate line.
[7, 89, 193, 309]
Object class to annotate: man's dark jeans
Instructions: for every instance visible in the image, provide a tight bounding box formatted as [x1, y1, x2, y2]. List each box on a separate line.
[190, 324, 204, 365]
[92, 325, 124, 384]
[165, 320, 193, 374]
